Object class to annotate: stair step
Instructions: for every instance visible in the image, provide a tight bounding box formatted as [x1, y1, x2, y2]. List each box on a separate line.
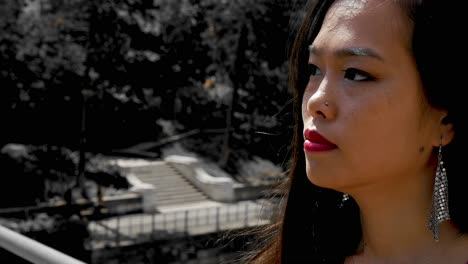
[136, 174, 183, 179]
[127, 166, 175, 173]
[121, 161, 212, 207]
[138, 174, 186, 180]
[154, 193, 199, 198]
[155, 197, 208, 206]
[140, 180, 190, 186]
[130, 174, 178, 180]
[155, 192, 206, 199]
[131, 170, 180, 177]
[154, 185, 199, 191]
[155, 189, 206, 195]
[138, 175, 185, 180]
[134, 170, 182, 176]
[142, 177, 184, 182]
[154, 188, 206, 196]
[138, 173, 185, 178]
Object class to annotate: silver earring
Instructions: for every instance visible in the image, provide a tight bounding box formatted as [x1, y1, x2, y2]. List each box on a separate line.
[342, 193, 349, 202]
[428, 144, 450, 241]
[338, 193, 349, 208]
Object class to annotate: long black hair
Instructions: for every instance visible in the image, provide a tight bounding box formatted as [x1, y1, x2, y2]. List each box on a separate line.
[247, 0, 468, 263]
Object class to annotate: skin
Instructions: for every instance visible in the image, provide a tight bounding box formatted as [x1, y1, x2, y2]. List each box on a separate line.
[301, 0, 468, 262]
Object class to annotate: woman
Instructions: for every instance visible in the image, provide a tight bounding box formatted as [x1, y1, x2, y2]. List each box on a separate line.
[245, 0, 468, 263]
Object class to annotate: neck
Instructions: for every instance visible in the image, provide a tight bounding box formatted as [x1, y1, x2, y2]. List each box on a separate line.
[350, 168, 459, 259]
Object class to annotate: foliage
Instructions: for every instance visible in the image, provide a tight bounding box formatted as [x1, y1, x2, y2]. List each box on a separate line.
[1, 0, 307, 175]
[176, 0, 303, 174]
[1, 0, 89, 147]
[85, 155, 130, 189]
[0, 143, 129, 208]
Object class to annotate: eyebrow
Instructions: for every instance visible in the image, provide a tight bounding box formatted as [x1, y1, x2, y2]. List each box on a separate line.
[308, 45, 384, 62]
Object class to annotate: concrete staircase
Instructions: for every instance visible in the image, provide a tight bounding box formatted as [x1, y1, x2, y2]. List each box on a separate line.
[123, 161, 210, 208]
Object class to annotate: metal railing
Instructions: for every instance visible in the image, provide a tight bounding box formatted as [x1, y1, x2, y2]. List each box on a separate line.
[88, 200, 277, 248]
[0, 224, 87, 264]
[0, 200, 278, 262]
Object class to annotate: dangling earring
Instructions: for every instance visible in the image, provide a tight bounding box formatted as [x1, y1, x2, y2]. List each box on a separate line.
[428, 144, 450, 241]
[342, 193, 349, 202]
[339, 193, 350, 208]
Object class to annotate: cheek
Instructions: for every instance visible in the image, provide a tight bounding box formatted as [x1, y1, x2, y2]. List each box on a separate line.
[343, 93, 425, 170]
[342, 93, 391, 135]
[340, 93, 393, 149]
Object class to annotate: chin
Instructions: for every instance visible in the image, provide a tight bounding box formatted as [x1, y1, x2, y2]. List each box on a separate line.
[306, 169, 352, 193]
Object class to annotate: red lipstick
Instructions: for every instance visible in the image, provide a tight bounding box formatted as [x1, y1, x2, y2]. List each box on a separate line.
[304, 129, 337, 152]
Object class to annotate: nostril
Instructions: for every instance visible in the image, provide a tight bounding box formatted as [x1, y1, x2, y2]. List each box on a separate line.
[316, 110, 326, 119]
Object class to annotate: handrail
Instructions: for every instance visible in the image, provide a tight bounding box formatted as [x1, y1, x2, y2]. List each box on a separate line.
[88, 200, 277, 248]
[0, 224, 87, 264]
[111, 128, 228, 155]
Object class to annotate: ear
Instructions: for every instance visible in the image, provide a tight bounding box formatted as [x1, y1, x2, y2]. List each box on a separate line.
[437, 113, 454, 146]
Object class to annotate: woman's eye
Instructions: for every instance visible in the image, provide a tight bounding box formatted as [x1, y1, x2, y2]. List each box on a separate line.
[344, 68, 375, 81]
[307, 64, 322, 77]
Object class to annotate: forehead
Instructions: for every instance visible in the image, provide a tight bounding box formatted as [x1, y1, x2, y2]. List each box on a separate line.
[326, 0, 402, 23]
[312, 0, 412, 53]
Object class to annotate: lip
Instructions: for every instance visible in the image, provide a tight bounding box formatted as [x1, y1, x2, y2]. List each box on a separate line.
[303, 129, 337, 152]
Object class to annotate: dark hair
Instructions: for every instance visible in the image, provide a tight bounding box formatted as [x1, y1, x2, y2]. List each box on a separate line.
[245, 0, 468, 263]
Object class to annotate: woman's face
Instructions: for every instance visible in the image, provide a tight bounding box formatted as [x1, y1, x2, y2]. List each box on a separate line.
[301, 0, 444, 193]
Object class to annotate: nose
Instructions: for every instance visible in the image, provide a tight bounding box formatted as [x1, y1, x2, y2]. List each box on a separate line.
[305, 80, 336, 120]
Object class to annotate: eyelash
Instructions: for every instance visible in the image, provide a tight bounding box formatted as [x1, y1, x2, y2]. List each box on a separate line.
[307, 64, 376, 82]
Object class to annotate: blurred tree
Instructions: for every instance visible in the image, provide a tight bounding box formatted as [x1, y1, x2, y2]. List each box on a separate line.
[85, 156, 130, 207]
[0, 0, 306, 179]
[0, 143, 129, 208]
[0, 0, 88, 147]
[180, 0, 303, 174]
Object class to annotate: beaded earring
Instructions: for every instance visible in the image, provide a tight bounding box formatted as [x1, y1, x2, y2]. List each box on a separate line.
[428, 144, 450, 241]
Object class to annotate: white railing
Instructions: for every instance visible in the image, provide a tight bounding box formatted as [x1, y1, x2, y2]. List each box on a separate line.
[88, 200, 277, 248]
[0, 224, 87, 264]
